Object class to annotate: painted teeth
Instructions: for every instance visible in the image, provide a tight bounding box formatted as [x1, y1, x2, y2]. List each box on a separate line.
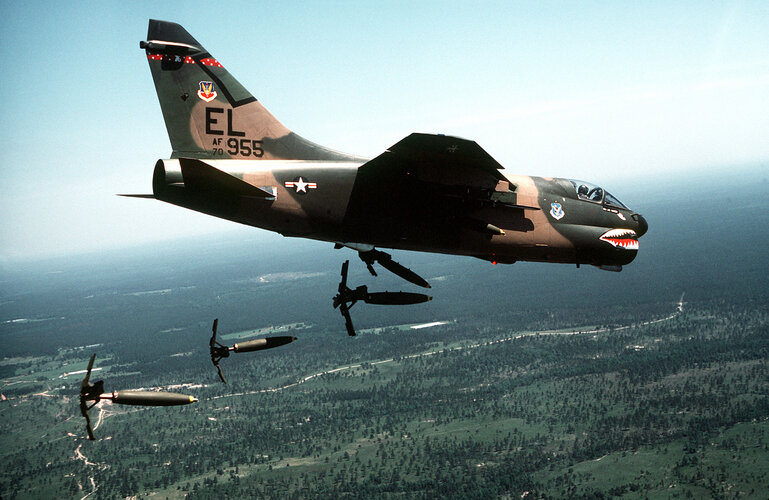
[601, 229, 637, 238]
[599, 228, 639, 250]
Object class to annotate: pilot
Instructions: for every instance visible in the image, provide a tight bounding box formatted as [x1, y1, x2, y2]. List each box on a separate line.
[589, 187, 603, 202]
[578, 184, 589, 199]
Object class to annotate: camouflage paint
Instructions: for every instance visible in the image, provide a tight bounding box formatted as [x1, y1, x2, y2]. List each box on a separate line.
[140, 20, 647, 271]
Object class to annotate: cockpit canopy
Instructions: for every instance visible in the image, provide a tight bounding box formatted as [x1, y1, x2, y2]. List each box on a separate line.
[568, 179, 627, 209]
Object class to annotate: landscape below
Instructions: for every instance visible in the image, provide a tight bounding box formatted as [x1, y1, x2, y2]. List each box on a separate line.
[1, 168, 768, 499]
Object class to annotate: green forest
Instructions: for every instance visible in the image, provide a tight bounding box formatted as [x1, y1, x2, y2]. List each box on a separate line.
[1, 172, 768, 498]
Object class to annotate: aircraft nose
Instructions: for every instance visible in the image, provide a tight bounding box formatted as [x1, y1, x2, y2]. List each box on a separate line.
[633, 213, 648, 237]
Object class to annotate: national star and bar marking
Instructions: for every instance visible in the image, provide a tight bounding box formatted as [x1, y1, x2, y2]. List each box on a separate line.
[284, 177, 317, 193]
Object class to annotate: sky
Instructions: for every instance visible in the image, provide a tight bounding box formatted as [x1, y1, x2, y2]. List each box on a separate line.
[1, 1, 768, 261]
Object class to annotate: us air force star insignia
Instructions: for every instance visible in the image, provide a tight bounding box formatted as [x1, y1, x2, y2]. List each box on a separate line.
[284, 177, 317, 194]
[550, 202, 565, 220]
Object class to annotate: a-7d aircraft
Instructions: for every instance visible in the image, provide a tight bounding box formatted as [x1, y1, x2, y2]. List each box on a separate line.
[129, 20, 648, 335]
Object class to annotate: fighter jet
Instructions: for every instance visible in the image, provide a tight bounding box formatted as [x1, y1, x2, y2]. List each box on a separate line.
[129, 20, 648, 332]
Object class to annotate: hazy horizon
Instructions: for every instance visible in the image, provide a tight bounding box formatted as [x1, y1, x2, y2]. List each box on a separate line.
[2, 2, 769, 261]
[1, 160, 765, 266]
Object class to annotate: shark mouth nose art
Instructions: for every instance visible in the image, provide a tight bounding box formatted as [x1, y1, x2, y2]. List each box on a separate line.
[599, 229, 639, 250]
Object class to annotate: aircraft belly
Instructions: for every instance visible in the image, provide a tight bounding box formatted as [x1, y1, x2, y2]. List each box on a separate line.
[157, 158, 577, 264]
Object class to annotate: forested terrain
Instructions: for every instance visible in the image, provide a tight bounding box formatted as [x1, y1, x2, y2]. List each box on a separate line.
[1, 169, 768, 498]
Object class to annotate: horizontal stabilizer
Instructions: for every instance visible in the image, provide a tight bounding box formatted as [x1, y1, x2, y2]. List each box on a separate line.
[179, 158, 275, 198]
[117, 194, 156, 199]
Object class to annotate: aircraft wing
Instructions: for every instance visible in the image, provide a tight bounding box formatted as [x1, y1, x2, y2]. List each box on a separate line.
[355, 132, 531, 205]
[383, 133, 505, 182]
[343, 133, 536, 243]
[119, 159, 275, 200]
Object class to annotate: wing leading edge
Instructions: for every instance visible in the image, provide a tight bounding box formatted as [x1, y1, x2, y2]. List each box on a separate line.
[384, 133, 505, 182]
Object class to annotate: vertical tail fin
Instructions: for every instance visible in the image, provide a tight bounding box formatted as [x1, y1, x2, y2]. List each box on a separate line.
[143, 20, 360, 161]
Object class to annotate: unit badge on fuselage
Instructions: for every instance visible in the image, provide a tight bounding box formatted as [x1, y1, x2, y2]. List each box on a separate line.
[550, 202, 565, 220]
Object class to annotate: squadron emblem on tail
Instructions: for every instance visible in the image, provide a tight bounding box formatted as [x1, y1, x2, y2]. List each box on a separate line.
[197, 81, 217, 102]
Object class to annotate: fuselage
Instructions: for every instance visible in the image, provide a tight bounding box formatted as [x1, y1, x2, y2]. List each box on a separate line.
[152, 158, 647, 269]
[140, 19, 648, 272]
